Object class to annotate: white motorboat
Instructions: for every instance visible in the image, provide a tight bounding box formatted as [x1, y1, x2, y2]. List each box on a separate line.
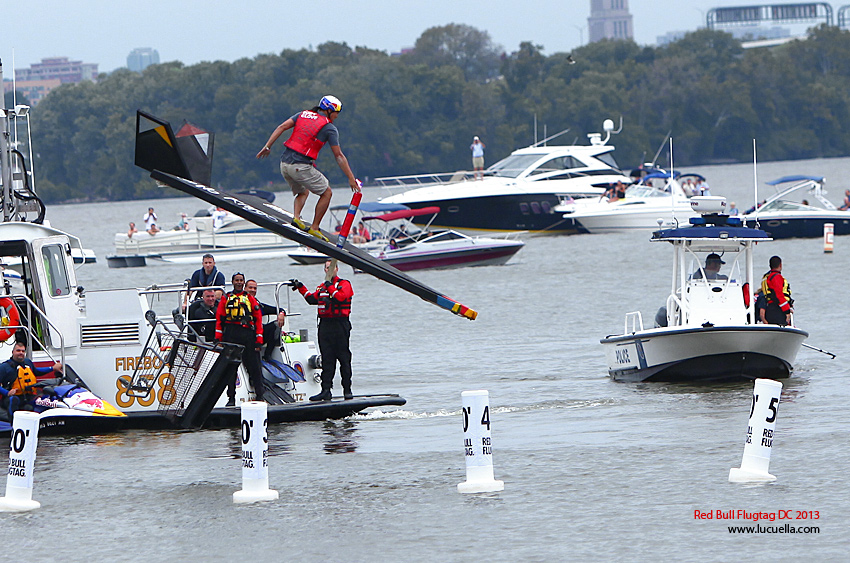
[0, 100, 404, 434]
[556, 172, 704, 233]
[741, 175, 850, 239]
[601, 197, 808, 383]
[379, 119, 633, 234]
[108, 197, 299, 267]
[288, 203, 524, 270]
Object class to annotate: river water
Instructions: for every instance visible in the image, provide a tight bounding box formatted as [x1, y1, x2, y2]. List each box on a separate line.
[3, 157, 849, 561]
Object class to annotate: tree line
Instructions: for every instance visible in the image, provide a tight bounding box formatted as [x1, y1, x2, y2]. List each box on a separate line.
[21, 23, 850, 203]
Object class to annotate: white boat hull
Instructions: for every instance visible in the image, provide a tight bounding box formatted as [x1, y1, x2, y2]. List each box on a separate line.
[602, 325, 808, 383]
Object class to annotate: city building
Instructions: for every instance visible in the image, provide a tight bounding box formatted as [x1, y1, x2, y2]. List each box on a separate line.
[3, 78, 62, 105]
[588, 0, 634, 43]
[127, 48, 160, 72]
[15, 57, 98, 84]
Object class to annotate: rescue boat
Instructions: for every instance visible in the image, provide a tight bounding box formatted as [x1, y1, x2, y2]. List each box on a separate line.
[601, 197, 808, 383]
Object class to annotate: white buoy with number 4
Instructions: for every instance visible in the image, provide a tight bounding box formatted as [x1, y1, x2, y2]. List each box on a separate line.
[729, 378, 782, 483]
[233, 402, 279, 503]
[458, 390, 504, 493]
[0, 411, 41, 512]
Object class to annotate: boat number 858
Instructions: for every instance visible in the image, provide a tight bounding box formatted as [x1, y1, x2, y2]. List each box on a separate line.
[615, 348, 631, 364]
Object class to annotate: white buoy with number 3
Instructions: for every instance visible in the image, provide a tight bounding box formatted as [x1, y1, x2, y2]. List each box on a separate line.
[729, 378, 783, 483]
[233, 402, 279, 504]
[0, 411, 41, 512]
[458, 390, 504, 494]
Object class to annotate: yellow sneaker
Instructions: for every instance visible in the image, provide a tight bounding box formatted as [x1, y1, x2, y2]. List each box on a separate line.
[292, 217, 308, 232]
[308, 228, 330, 242]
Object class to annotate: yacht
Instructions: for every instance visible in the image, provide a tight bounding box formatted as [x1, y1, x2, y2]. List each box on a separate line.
[380, 120, 633, 233]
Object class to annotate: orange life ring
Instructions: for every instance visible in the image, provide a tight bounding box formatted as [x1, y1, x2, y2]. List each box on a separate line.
[0, 297, 20, 341]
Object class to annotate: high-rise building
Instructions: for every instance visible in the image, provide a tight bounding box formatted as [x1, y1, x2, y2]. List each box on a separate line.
[15, 57, 98, 84]
[127, 48, 160, 72]
[588, 0, 634, 43]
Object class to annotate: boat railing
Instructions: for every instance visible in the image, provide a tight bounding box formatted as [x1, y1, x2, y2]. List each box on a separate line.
[374, 171, 475, 189]
[666, 293, 683, 327]
[624, 311, 644, 334]
[5, 292, 67, 373]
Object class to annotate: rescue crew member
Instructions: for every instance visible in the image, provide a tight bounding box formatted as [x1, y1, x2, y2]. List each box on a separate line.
[0, 341, 63, 421]
[290, 260, 354, 401]
[187, 289, 219, 343]
[761, 255, 793, 326]
[215, 273, 264, 405]
[245, 279, 287, 361]
[256, 95, 361, 241]
[188, 253, 225, 301]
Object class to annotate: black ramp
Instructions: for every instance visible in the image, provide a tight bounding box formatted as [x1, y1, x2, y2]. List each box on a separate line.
[149, 170, 478, 320]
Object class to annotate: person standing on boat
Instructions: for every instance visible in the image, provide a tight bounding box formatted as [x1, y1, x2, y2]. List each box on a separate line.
[692, 253, 728, 281]
[290, 260, 354, 401]
[761, 255, 793, 326]
[188, 254, 226, 301]
[143, 207, 158, 231]
[127, 222, 138, 238]
[215, 272, 264, 405]
[0, 341, 63, 421]
[470, 136, 486, 180]
[245, 279, 287, 361]
[256, 95, 360, 241]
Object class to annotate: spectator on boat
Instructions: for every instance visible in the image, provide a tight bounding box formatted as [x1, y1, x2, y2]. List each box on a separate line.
[838, 189, 850, 210]
[470, 136, 486, 180]
[696, 179, 711, 196]
[187, 289, 219, 343]
[176, 213, 190, 231]
[761, 255, 793, 326]
[245, 279, 287, 361]
[256, 95, 360, 242]
[211, 207, 227, 229]
[127, 222, 138, 238]
[692, 253, 727, 281]
[0, 341, 63, 421]
[387, 238, 399, 251]
[728, 202, 739, 216]
[290, 259, 355, 401]
[215, 272, 264, 405]
[143, 207, 158, 231]
[147, 223, 160, 235]
[188, 254, 225, 301]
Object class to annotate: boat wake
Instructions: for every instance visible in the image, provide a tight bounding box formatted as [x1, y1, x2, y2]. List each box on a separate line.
[353, 397, 618, 420]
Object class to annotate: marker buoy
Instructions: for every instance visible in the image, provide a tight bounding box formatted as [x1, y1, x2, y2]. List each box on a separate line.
[457, 390, 504, 494]
[729, 379, 782, 483]
[233, 401, 279, 503]
[824, 223, 834, 253]
[0, 411, 41, 512]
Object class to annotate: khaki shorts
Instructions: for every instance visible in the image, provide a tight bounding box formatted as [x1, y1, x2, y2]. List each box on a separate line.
[472, 156, 485, 169]
[280, 162, 329, 196]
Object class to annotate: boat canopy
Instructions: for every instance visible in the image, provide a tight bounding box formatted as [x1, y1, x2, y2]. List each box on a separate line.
[766, 175, 824, 186]
[363, 206, 440, 222]
[652, 222, 771, 245]
[357, 202, 410, 214]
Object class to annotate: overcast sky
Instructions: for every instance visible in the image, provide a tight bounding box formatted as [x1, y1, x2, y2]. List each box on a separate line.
[1, 0, 825, 74]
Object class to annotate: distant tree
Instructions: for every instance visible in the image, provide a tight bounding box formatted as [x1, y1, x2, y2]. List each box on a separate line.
[407, 24, 502, 82]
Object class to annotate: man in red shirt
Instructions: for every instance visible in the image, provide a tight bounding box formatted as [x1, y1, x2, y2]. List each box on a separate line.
[760, 255, 793, 326]
[291, 260, 354, 401]
[256, 95, 360, 241]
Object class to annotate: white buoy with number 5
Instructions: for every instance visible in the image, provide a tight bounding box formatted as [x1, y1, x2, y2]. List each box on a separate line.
[233, 402, 279, 504]
[458, 390, 504, 494]
[729, 378, 782, 483]
[0, 411, 41, 512]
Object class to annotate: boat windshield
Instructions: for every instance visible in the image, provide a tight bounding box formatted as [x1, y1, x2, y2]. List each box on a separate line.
[759, 199, 815, 212]
[486, 154, 546, 178]
[626, 185, 668, 198]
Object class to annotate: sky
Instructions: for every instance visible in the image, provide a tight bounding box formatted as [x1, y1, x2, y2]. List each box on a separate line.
[1, 0, 826, 74]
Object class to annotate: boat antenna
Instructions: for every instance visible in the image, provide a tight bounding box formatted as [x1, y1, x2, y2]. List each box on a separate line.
[533, 113, 537, 146]
[650, 130, 672, 168]
[752, 139, 759, 228]
[11, 49, 16, 147]
[669, 137, 677, 227]
[531, 127, 571, 147]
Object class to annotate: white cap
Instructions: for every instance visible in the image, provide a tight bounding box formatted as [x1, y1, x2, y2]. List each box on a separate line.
[473, 136, 479, 141]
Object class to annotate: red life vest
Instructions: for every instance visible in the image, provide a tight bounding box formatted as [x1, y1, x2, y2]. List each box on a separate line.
[316, 278, 352, 318]
[284, 111, 330, 159]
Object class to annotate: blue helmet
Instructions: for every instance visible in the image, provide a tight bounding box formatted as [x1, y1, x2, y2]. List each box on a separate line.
[318, 95, 343, 113]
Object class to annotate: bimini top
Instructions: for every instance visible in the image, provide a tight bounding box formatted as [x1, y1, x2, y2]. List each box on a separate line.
[766, 175, 824, 186]
[652, 215, 771, 244]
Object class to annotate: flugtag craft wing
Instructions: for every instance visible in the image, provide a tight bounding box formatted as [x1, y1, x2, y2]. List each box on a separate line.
[149, 170, 477, 320]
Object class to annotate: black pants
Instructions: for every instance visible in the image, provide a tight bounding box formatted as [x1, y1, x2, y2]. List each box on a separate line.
[318, 317, 352, 392]
[262, 322, 281, 360]
[764, 303, 789, 326]
[222, 324, 263, 400]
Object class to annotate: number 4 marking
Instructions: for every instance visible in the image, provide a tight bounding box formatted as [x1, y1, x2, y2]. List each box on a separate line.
[480, 405, 490, 431]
